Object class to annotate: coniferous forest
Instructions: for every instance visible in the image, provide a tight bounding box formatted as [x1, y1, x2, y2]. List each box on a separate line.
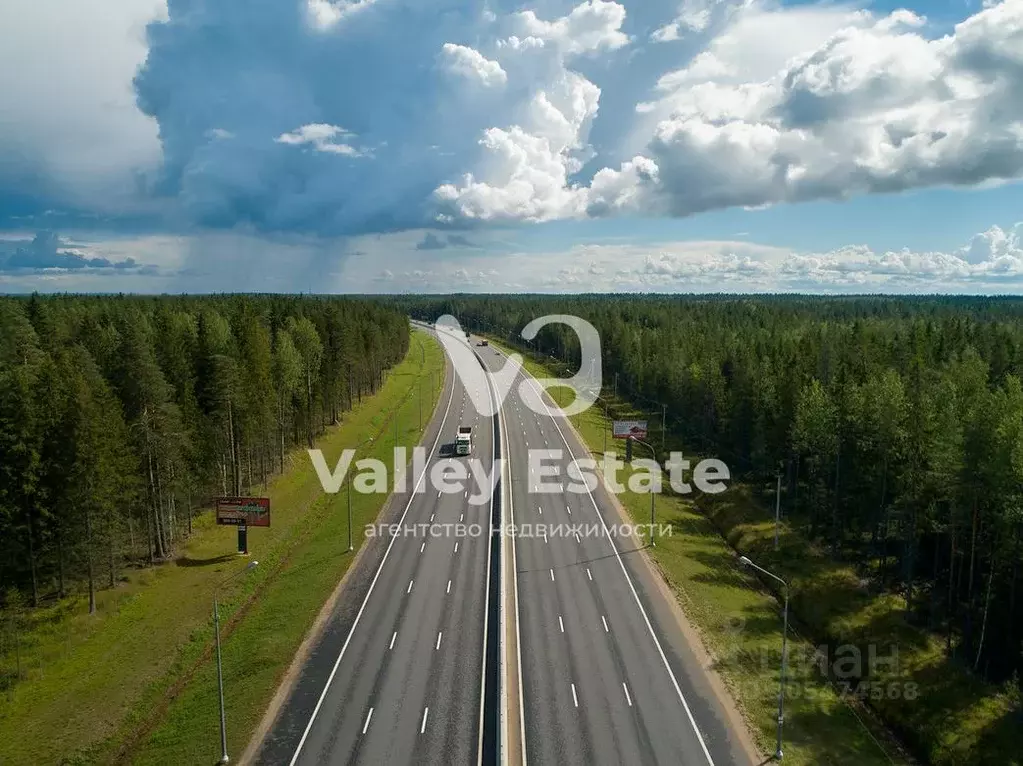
[0, 295, 409, 612]
[399, 295, 1023, 692]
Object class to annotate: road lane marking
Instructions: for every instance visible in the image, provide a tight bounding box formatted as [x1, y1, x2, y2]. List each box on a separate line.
[558, 615, 564, 633]
[436, 632, 443, 650]
[430, 513, 435, 522]
[447, 579, 452, 594]
[420, 542, 426, 553]
[362, 707, 374, 734]
[421, 707, 429, 734]
[407, 579, 414, 594]
[550, 568, 555, 581]
[460, 513, 464, 522]
[602, 616, 609, 633]
[571, 683, 579, 708]
[586, 568, 592, 581]
[519, 373, 717, 765]
[390, 631, 397, 649]
[455, 542, 459, 553]
[287, 362, 457, 766]
[623, 682, 633, 707]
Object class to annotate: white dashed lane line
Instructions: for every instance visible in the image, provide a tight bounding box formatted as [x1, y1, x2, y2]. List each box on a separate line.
[558, 615, 565, 633]
[420, 707, 429, 734]
[571, 683, 579, 708]
[362, 707, 374, 734]
[623, 682, 633, 707]
[601, 616, 609, 633]
[586, 568, 592, 581]
[436, 632, 443, 650]
[407, 579, 414, 594]
[390, 631, 398, 649]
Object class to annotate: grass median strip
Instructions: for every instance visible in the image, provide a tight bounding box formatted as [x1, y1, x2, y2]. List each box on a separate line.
[494, 338, 906, 766]
[0, 330, 445, 766]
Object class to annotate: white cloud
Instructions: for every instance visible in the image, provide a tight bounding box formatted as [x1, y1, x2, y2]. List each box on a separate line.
[275, 123, 366, 156]
[441, 44, 507, 87]
[334, 221, 1023, 293]
[306, 0, 380, 29]
[435, 62, 602, 221]
[618, 0, 1023, 218]
[511, 1, 629, 56]
[651, 0, 723, 40]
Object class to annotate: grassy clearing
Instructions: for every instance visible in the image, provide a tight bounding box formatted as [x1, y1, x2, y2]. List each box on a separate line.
[496, 339, 909, 766]
[0, 330, 445, 766]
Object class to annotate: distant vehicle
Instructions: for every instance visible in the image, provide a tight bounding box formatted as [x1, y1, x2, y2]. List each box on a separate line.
[456, 426, 472, 456]
[478, 340, 489, 346]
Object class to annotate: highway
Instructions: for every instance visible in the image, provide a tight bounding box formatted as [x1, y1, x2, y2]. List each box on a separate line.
[254, 332, 499, 766]
[255, 325, 752, 766]
[479, 339, 753, 766]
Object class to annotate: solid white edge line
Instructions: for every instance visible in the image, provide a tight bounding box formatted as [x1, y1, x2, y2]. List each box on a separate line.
[520, 373, 716, 765]
[287, 357, 456, 766]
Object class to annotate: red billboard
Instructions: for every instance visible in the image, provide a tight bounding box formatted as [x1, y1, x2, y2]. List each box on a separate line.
[216, 497, 271, 527]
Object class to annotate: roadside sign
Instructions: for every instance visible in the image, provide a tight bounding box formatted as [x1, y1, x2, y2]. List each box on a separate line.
[216, 497, 271, 528]
[612, 420, 648, 440]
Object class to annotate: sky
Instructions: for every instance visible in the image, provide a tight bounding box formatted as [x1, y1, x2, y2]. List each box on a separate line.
[1, 0, 1022, 293]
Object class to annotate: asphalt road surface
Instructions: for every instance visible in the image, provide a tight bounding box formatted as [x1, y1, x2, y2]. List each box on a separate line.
[256, 327, 752, 766]
[480, 340, 753, 766]
[256, 335, 497, 766]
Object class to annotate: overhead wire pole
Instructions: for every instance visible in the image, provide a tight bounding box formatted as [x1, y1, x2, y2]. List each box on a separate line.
[739, 556, 789, 761]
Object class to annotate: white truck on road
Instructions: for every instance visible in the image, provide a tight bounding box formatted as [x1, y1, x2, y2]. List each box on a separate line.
[456, 426, 472, 456]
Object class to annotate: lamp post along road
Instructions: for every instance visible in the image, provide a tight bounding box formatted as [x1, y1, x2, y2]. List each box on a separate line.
[348, 436, 374, 552]
[739, 555, 789, 760]
[632, 437, 657, 547]
[213, 560, 259, 764]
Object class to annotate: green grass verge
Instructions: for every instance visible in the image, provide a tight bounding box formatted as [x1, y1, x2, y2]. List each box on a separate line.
[0, 330, 445, 766]
[494, 339, 912, 766]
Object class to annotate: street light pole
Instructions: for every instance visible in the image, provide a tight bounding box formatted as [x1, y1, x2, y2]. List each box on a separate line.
[213, 560, 259, 764]
[349, 437, 374, 553]
[739, 555, 789, 761]
[633, 437, 658, 547]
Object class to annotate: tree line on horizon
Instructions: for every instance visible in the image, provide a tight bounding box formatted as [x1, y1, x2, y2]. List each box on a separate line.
[0, 294, 409, 614]
[397, 294, 1023, 692]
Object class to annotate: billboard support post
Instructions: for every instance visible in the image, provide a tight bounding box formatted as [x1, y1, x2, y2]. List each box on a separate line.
[237, 525, 248, 555]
